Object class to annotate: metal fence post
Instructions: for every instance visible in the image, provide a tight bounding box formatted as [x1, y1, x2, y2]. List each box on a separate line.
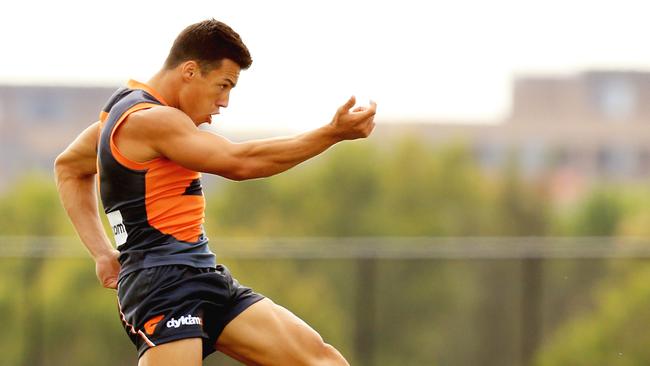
[521, 258, 543, 366]
[355, 256, 377, 366]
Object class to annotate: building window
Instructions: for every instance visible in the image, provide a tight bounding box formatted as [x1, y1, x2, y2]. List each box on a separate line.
[591, 77, 637, 121]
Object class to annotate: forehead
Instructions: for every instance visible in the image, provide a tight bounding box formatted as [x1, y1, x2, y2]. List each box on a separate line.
[205, 59, 241, 83]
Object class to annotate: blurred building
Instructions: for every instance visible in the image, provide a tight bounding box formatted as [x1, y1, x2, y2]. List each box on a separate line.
[511, 71, 650, 124]
[376, 71, 650, 202]
[2, 71, 650, 198]
[0, 85, 115, 189]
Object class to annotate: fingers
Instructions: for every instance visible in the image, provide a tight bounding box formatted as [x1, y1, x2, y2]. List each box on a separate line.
[369, 100, 377, 113]
[350, 99, 376, 110]
[339, 96, 377, 116]
[338, 96, 356, 114]
[100, 276, 118, 289]
[354, 100, 377, 120]
[96, 251, 121, 290]
[361, 100, 377, 137]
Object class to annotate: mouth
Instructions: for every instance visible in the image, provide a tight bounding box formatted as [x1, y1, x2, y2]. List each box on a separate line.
[207, 110, 220, 123]
[200, 106, 221, 124]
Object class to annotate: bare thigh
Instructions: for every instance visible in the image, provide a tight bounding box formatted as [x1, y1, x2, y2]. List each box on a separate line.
[216, 298, 349, 366]
[138, 338, 202, 366]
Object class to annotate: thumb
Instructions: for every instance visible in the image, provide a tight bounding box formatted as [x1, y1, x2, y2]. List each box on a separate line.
[338, 95, 356, 114]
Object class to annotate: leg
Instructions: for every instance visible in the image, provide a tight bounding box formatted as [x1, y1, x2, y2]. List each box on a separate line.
[138, 338, 202, 366]
[216, 298, 349, 366]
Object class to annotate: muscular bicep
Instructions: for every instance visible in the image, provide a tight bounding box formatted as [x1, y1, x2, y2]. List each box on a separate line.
[140, 107, 249, 179]
[55, 121, 100, 177]
[163, 128, 248, 178]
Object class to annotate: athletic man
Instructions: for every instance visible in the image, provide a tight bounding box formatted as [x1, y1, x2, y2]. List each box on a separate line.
[54, 19, 376, 365]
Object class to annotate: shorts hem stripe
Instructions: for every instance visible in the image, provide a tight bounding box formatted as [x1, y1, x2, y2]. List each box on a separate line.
[117, 297, 157, 347]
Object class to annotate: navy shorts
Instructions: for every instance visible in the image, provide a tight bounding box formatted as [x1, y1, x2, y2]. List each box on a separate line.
[116, 264, 264, 359]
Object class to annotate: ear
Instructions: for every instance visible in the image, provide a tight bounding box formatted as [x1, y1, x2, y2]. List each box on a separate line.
[180, 61, 200, 82]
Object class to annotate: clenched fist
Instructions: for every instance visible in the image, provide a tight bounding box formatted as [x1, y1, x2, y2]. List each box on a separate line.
[95, 249, 121, 289]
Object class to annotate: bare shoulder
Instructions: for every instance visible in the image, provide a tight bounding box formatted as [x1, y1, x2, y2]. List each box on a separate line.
[127, 106, 196, 137]
[119, 106, 209, 162]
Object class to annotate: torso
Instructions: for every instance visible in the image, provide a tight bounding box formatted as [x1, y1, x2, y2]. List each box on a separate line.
[97, 80, 216, 280]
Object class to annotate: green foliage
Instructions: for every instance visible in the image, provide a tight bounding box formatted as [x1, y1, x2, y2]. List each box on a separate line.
[615, 186, 650, 237]
[0, 172, 73, 236]
[206, 142, 382, 236]
[207, 138, 551, 238]
[491, 154, 550, 235]
[572, 189, 623, 236]
[370, 139, 491, 236]
[533, 188, 650, 365]
[535, 264, 650, 366]
[4, 137, 650, 365]
[0, 258, 30, 365]
[0, 254, 135, 366]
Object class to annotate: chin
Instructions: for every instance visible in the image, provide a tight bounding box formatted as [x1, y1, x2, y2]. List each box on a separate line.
[189, 115, 210, 125]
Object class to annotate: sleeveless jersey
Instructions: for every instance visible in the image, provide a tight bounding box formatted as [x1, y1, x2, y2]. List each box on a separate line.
[97, 80, 216, 279]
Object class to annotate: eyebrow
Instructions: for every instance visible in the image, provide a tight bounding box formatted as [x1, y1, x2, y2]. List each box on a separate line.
[224, 78, 236, 88]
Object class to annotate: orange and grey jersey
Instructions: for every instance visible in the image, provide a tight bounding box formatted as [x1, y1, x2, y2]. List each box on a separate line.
[98, 80, 215, 280]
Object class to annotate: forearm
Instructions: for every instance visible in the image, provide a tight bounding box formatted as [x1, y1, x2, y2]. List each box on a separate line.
[232, 124, 342, 179]
[55, 169, 114, 259]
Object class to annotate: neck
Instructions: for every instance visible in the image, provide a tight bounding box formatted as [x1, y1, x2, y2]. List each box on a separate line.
[147, 70, 180, 108]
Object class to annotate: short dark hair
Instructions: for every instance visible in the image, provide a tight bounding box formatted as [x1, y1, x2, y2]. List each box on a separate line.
[164, 19, 252, 74]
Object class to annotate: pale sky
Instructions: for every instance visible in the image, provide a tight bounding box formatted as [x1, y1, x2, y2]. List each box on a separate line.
[2, 0, 650, 132]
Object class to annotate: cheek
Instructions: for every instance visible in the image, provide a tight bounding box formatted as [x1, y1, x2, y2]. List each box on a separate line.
[207, 92, 222, 108]
[183, 87, 211, 110]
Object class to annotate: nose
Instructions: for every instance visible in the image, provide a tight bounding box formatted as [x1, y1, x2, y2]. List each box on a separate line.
[216, 93, 229, 109]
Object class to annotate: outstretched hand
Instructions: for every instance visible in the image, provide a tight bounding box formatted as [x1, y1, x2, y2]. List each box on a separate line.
[95, 249, 121, 289]
[330, 96, 377, 140]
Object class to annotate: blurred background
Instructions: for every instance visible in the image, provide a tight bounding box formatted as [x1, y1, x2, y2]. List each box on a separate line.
[3, 0, 650, 365]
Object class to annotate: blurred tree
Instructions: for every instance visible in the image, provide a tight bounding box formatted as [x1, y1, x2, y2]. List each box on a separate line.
[0, 172, 74, 236]
[0, 258, 29, 365]
[534, 264, 650, 366]
[570, 189, 623, 236]
[39, 258, 135, 365]
[492, 153, 550, 236]
[206, 141, 380, 237]
[369, 138, 491, 236]
[616, 186, 650, 237]
[3, 137, 650, 365]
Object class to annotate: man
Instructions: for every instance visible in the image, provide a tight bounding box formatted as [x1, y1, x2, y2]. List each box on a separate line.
[55, 19, 376, 366]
